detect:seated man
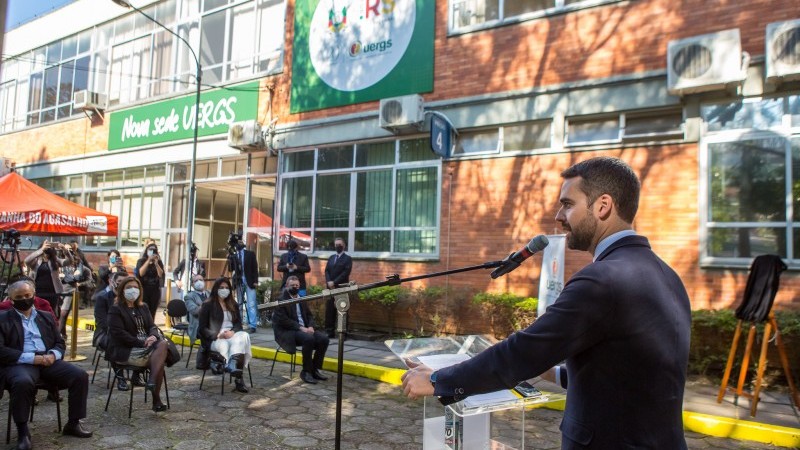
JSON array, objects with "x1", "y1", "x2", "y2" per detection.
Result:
[
  {"x1": 272, "y1": 275, "x2": 329, "y2": 384},
  {"x1": 93, "y1": 270, "x2": 128, "y2": 391},
  {"x1": 183, "y1": 275, "x2": 209, "y2": 347},
  {"x1": 0, "y1": 280, "x2": 92, "y2": 450}
]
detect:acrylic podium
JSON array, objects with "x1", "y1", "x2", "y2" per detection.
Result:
[{"x1": 386, "y1": 336, "x2": 549, "y2": 450}]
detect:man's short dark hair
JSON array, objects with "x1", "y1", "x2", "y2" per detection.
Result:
[{"x1": 560, "y1": 156, "x2": 640, "y2": 223}]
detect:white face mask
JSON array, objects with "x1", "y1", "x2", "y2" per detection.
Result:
[
  {"x1": 124, "y1": 287, "x2": 140, "y2": 301},
  {"x1": 217, "y1": 288, "x2": 230, "y2": 299},
  {"x1": 193, "y1": 281, "x2": 205, "y2": 291}
]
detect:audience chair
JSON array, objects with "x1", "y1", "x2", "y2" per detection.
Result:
[
  {"x1": 198, "y1": 351, "x2": 253, "y2": 395},
  {"x1": 104, "y1": 363, "x2": 169, "y2": 418},
  {"x1": 166, "y1": 300, "x2": 190, "y2": 360},
  {"x1": 5, "y1": 382, "x2": 63, "y2": 444},
  {"x1": 269, "y1": 344, "x2": 297, "y2": 379}
]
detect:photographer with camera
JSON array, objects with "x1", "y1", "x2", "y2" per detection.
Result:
[
  {"x1": 173, "y1": 242, "x2": 206, "y2": 292},
  {"x1": 226, "y1": 232, "x2": 259, "y2": 334},
  {"x1": 135, "y1": 242, "x2": 165, "y2": 320},
  {"x1": 277, "y1": 239, "x2": 310, "y2": 296},
  {"x1": 24, "y1": 240, "x2": 74, "y2": 316}
]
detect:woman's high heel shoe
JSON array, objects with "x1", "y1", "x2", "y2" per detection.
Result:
[{"x1": 152, "y1": 402, "x2": 167, "y2": 412}]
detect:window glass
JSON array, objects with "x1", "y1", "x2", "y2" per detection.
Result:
[
  {"x1": 318, "y1": 146, "x2": 354, "y2": 170},
  {"x1": 624, "y1": 111, "x2": 683, "y2": 138},
  {"x1": 196, "y1": 189, "x2": 213, "y2": 221},
  {"x1": 395, "y1": 230, "x2": 437, "y2": 254},
  {"x1": 58, "y1": 63, "x2": 74, "y2": 105},
  {"x1": 356, "y1": 170, "x2": 392, "y2": 227},
  {"x1": 228, "y1": 3, "x2": 256, "y2": 80},
  {"x1": 503, "y1": 120, "x2": 551, "y2": 151},
  {"x1": 452, "y1": 0, "x2": 499, "y2": 29},
  {"x1": 703, "y1": 99, "x2": 783, "y2": 132},
  {"x1": 355, "y1": 231, "x2": 391, "y2": 252},
  {"x1": 62, "y1": 35, "x2": 77, "y2": 60},
  {"x1": 399, "y1": 138, "x2": 435, "y2": 162},
  {"x1": 73, "y1": 56, "x2": 90, "y2": 99},
  {"x1": 314, "y1": 231, "x2": 341, "y2": 252},
  {"x1": 789, "y1": 95, "x2": 800, "y2": 128},
  {"x1": 43, "y1": 66, "x2": 59, "y2": 109},
  {"x1": 281, "y1": 177, "x2": 313, "y2": 228},
  {"x1": 200, "y1": 9, "x2": 226, "y2": 83},
  {"x1": 453, "y1": 129, "x2": 499, "y2": 155},
  {"x1": 356, "y1": 142, "x2": 395, "y2": 167},
  {"x1": 283, "y1": 151, "x2": 315, "y2": 172},
  {"x1": 504, "y1": 0, "x2": 554, "y2": 17},
  {"x1": 708, "y1": 138, "x2": 785, "y2": 223},
  {"x1": 257, "y1": 0, "x2": 285, "y2": 72},
  {"x1": 567, "y1": 117, "x2": 619, "y2": 144},
  {"x1": 315, "y1": 174, "x2": 350, "y2": 227},
  {"x1": 214, "y1": 191, "x2": 239, "y2": 223},
  {"x1": 708, "y1": 227, "x2": 785, "y2": 258},
  {"x1": 396, "y1": 167, "x2": 437, "y2": 227},
  {"x1": 46, "y1": 41, "x2": 62, "y2": 65}
]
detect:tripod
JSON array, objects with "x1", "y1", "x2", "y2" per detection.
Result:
[
  {"x1": 263, "y1": 258, "x2": 509, "y2": 450},
  {"x1": 224, "y1": 246, "x2": 248, "y2": 325},
  {"x1": 0, "y1": 238, "x2": 24, "y2": 299}
]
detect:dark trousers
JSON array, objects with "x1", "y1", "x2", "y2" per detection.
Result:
[
  {"x1": 142, "y1": 284, "x2": 161, "y2": 320},
  {"x1": 4, "y1": 360, "x2": 89, "y2": 424},
  {"x1": 324, "y1": 297, "x2": 336, "y2": 334},
  {"x1": 294, "y1": 331, "x2": 329, "y2": 372}
]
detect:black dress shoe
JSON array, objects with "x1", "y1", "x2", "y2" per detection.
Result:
[
  {"x1": 16, "y1": 433, "x2": 31, "y2": 450},
  {"x1": 117, "y1": 377, "x2": 129, "y2": 391},
  {"x1": 300, "y1": 371, "x2": 318, "y2": 384},
  {"x1": 62, "y1": 421, "x2": 93, "y2": 438},
  {"x1": 312, "y1": 370, "x2": 329, "y2": 381},
  {"x1": 234, "y1": 378, "x2": 249, "y2": 393}
]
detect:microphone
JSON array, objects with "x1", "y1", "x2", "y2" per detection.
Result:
[{"x1": 490, "y1": 235, "x2": 549, "y2": 279}]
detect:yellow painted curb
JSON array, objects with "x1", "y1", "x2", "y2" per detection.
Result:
[
  {"x1": 683, "y1": 411, "x2": 800, "y2": 448},
  {"x1": 71, "y1": 319, "x2": 800, "y2": 448}
]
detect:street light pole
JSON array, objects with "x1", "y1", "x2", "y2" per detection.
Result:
[{"x1": 111, "y1": 0, "x2": 200, "y2": 296}]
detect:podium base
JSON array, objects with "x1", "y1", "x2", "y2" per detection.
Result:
[{"x1": 63, "y1": 355, "x2": 88, "y2": 362}]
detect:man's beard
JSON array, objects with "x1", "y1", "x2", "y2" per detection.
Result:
[{"x1": 566, "y1": 213, "x2": 597, "y2": 251}]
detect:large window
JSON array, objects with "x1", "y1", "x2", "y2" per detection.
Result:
[
  {"x1": 279, "y1": 138, "x2": 441, "y2": 257},
  {"x1": 449, "y1": 0, "x2": 621, "y2": 34},
  {"x1": 0, "y1": 0, "x2": 286, "y2": 130},
  {"x1": 701, "y1": 96, "x2": 800, "y2": 266}
]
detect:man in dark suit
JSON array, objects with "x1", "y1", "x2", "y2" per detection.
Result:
[
  {"x1": 402, "y1": 157, "x2": 691, "y2": 449},
  {"x1": 228, "y1": 240, "x2": 259, "y2": 333},
  {"x1": 272, "y1": 276, "x2": 329, "y2": 384},
  {"x1": 323, "y1": 237, "x2": 352, "y2": 337},
  {"x1": 0, "y1": 280, "x2": 93, "y2": 449},
  {"x1": 276, "y1": 239, "x2": 311, "y2": 295}
]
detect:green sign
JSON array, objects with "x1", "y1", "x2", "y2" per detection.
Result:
[
  {"x1": 290, "y1": 0, "x2": 434, "y2": 113},
  {"x1": 108, "y1": 81, "x2": 260, "y2": 150}
]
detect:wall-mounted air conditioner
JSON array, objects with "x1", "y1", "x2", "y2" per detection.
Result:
[
  {"x1": 73, "y1": 90, "x2": 107, "y2": 111},
  {"x1": 766, "y1": 19, "x2": 800, "y2": 82},
  {"x1": 379, "y1": 95, "x2": 424, "y2": 131},
  {"x1": 227, "y1": 120, "x2": 264, "y2": 150},
  {"x1": 667, "y1": 29, "x2": 749, "y2": 95}
]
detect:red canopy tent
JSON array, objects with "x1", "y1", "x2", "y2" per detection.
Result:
[{"x1": 0, "y1": 172, "x2": 118, "y2": 236}]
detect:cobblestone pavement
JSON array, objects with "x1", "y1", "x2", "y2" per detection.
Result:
[{"x1": 0, "y1": 331, "x2": 783, "y2": 449}]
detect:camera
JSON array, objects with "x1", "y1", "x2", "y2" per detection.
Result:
[
  {"x1": 227, "y1": 231, "x2": 243, "y2": 254},
  {"x1": 1, "y1": 229, "x2": 21, "y2": 247}
]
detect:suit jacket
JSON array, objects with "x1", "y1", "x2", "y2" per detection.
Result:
[
  {"x1": 324, "y1": 252, "x2": 352, "y2": 286},
  {"x1": 0, "y1": 308, "x2": 66, "y2": 393},
  {"x1": 198, "y1": 300, "x2": 243, "y2": 350},
  {"x1": 277, "y1": 251, "x2": 311, "y2": 289},
  {"x1": 106, "y1": 303, "x2": 159, "y2": 363},
  {"x1": 92, "y1": 288, "x2": 116, "y2": 347},
  {"x1": 435, "y1": 235, "x2": 691, "y2": 449},
  {"x1": 272, "y1": 290, "x2": 318, "y2": 353},
  {"x1": 184, "y1": 290, "x2": 208, "y2": 341},
  {"x1": 228, "y1": 249, "x2": 259, "y2": 288}
]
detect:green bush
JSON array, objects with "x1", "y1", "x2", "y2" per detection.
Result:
[
  {"x1": 359, "y1": 285, "x2": 407, "y2": 306},
  {"x1": 472, "y1": 292, "x2": 538, "y2": 338}
]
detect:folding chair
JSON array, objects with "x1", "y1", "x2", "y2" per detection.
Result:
[
  {"x1": 166, "y1": 300, "x2": 189, "y2": 361},
  {"x1": 198, "y1": 351, "x2": 253, "y2": 395},
  {"x1": 104, "y1": 363, "x2": 170, "y2": 418},
  {"x1": 269, "y1": 344, "x2": 297, "y2": 379}
]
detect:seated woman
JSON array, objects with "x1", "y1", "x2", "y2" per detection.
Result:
[
  {"x1": 106, "y1": 276, "x2": 170, "y2": 412},
  {"x1": 198, "y1": 278, "x2": 251, "y2": 393}
]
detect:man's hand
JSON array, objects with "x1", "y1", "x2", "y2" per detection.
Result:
[
  {"x1": 299, "y1": 326, "x2": 314, "y2": 334},
  {"x1": 326, "y1": 281, "x2": 335, "y2": 289},
  {"x1": 35, "y1": 354, "x2": 56, "y2": 366},
  {"x1": 144, "y1": 335, "x2": 158, "y2": 347},
  {"x1": 401, "y1": 360, "x2": 435, "y2": 400}
]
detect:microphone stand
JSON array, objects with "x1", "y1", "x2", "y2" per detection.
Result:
[{"x1": 262, "y1": 259, "x2": 506, "y2": 450}]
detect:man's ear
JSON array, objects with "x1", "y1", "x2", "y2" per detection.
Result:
[{"x1": 594, "y1": 194, "x2": 614, "y2": 220}]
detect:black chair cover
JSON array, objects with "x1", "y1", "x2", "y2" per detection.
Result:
[{"x1": 735, "y1": 254, "x2": 787, "y2": 323}]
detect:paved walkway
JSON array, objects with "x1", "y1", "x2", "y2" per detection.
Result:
[{"x1": 29, "y1": 308, "x2": 797, "y2": 450}]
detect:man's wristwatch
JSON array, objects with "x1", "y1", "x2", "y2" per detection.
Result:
[{"x1": 429, "y1": 370, "x2": 438, "y2": 388}]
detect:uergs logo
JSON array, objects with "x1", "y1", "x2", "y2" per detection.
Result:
[
  {"x1": 86, "y1": 216, "x2": 108, "y2": 234},
  {"x1": 309, "y1": 0, "x2": 416, "y2": 92}
]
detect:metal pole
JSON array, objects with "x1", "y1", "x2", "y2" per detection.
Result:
[
  {"x1": 64, "y1": 290, "x2": 87, "y2": 361},
  {"x1": 111, "y1": 0, "x2": 200, "y2": 307}
]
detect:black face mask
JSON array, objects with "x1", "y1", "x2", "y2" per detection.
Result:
[
  {"x1": 288, "y1": 287, "x2": 299, "y2": 296},
  {"x1": 335, "y1": 245, "x2": 344, "y2": 253},
  {"x1": 12, "y1": 298, "x2": 35, "y2": 312}
]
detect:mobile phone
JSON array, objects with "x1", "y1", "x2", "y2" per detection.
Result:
[{"x1": 513, "y1": 381, "x2": 542, "y2": 398}]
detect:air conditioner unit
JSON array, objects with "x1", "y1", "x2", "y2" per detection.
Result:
[
  {"x1": 766, "y1": 19, "x2": 800, "y2": 82},
  {"x1": 72, "y1": 90, "x2": 107, "y2": 111},
  {"x1": 667, "y1": 29, "x2": 749, "y2": 95},
  {"x1": 227, "y1": 120, "x2": 264, "y2": 150},
  {"x1": 379, "y1": 95, "x2": 424, "y2": 131}
]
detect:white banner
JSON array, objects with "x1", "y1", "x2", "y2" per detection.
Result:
[{"x1": 537, "y1": 235, "x2": 566, "y2": 317}]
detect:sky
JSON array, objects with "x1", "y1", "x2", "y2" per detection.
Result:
[{"x1": 6, "y1": 0, "x2": 77, "y2": 31}]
